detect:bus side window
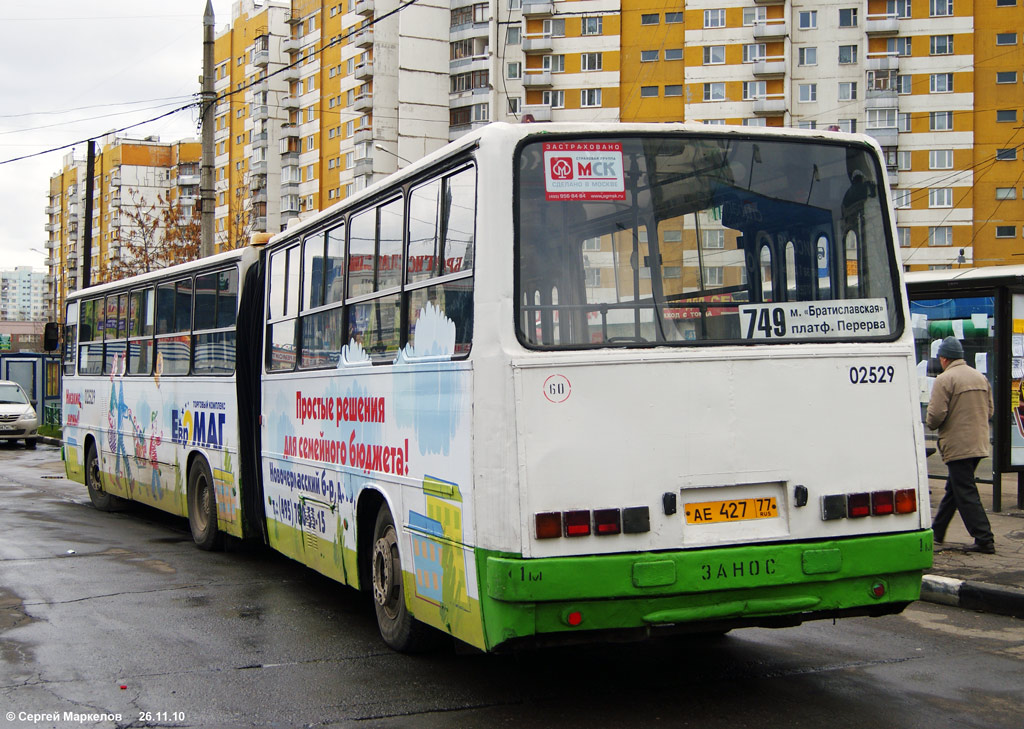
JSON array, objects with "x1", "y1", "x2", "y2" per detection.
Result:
[
  {"x1": 759, "y1": 244, "x2": 773, "y2": 303},
  {"x1": 103, "y1": 295, "x2": 126, "y2": 375},
  {"x1": 155, "y1": 279, "x2": 191, "y2": 376},
  {"x1": 194, "y1": 269, "x2": 237, "y2": 375},
  {"x1": 78, "y1": 297, "x2": 103, "y2": 376},
  {"x1": 63, "y1": 302, "x2": 78, "y2": 376},
  {"x1": 127, "y1": 288, "x2": 154, "y2": 376},
  {"x1": 267, "y1": 246, "x2": 299, "y2": 372}
]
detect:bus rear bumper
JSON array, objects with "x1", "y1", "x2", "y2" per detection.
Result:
[{"x1": 478, "y1": 530, "x2": 932, "y2": 650}]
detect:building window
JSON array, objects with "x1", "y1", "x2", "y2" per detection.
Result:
[
  {"x1": 997, "y1": 0, "x2": 1018, "y2": 6},
  {"x1": 839, "y1": 119, "x2": 857, "y2": 133},
  {"x1": 798, "y1": 120, "x2": 817, "y2": 130},
  {"x1": 930, "y1": 73, "x2": 953, "y2": 93},
  {"x1": 997, "y1": 148, "x2": 1018, "y2": 160},
  {"x1": 665, "y1": 48, "x2": 682, "y2": 61},
  {"x1": 930, "y1": 35, "x2": 954, "y2": 55},
  {"x1": 641, "y1": 50, "x2": 659, "y2": 62},
  {"x1": 798, "y1": 10, "x2": 817, "y2": 29},
  {"x1": 643, "y1": 13, "x2": 661, "y2": 25},
  {"x1": 508, "y1": 97, "x2": 521, "y2": 114},
  {"x1": 704, "y1": 46, "x2": 725, "y2": 65},
  {"x1": 581, "y1": 17, "x2": 603, "y2": 35},
  {"x1": 839, "y1": 82, "x2": 857, "y2": 100},
  {"x1": 839, "y1": 8, "x2": 858, "y2": 27},
  {"x1": 542, "y1": 18, "x2": 565, "y2": 36},
  {"x1": 929, "y1": 188, "x2": 953, "y2": 208},
  {"x1": 930, "y1": 149, "x2": 954, "y2": 169},
  {"x1": 798, "y1": 47, "x2": 817, "y2": 66},
  {"x1": 892, "y1": 189, "x2": 912, "y2": 208},
  {"x1": 996, "y1": 187, "x2": 1017, "y2": 200},
  {"x1": 997, "y1": 109, "x2": 1018, "y2": 123},
  {"x1": 743, "y1": 6, "x2": 766, "y2": 25},
  {"x1": 897, "y1": 151, "x2": 912, "y2": 170},
  {"x1": 839, "y1": 45, "x2": 858, "y2": 64},
  {"x1": 930, "y1": 0, "x2": 953, "y2": 16},
  {"x1": 704, "y1": 230, "x2": 725, "y2": 249},
  {"x1": 665, "y1": 85, "x2": 682, "y2": 97},
  {"x1": 581, "y1": 89, "x2": 602, "y2": 107},
  {"x1": 703, "y1": 9, "x2": 725, "y2": 28},
  {"x1": 996, "y1": 226, "x2": 1017, "y2": 238},
  {"x1": 642, "y1": 86, "x2": 660, "y2": 98},
  {"x1": 898, "y1": 227, "x2": 911, "y2": 248},
  {"x1": 507, "y1": 62, "x2": 521, "y2": 79},
  {"x1": 890, "y1": 37, "x2": 912, "y2": 56},
  {"x1": 799, "y1": 84, "x2": 817, "y2": 102},
  {"x1": 743, "y1": 117, "x2": 767, "y2": 127},
  {"x1": 897, "y1": 75, "x2": 912, "y2": 94},
  {"x1": 898, "y1": 113, "x2": 911, "y2": 132},
  {"x1": 928, "y1": 226, "x2": 953, "y2": 246},
  {"x1": 929, "y1": 111, "x2": 953, "y2": 131},
  {"x1": 542, "y1": 90, "x2": 564, "y2": 108},
  {"x1": 996, "y1": 33, "x2": 1017, "y2": 45},
  {"x1": 507, "y1": 26, "x2": 521, "y2": 44},
  {"x1": 542, "y1": 55, "x2": 565, "y2": 72},
  {"x1": 703, "y1": 83, "x2": 725, "y2": 101},
  {"x1": 996, "y1": 71, "x2": 1018, "y2": 84},
  {"x1": 581, "y1": 52, "x2": 603, "y2": 71},
  {"x1": 665, "y1": 12, "x2": 682, "y2": 23},
  {"x1": 743, "y1": 81, "x2": 766, "y2": 100},
  {"x1": 743, "y1": 44, "x2": 766, "y2": 63}
]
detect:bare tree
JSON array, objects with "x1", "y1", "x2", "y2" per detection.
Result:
[
  {"x1": 103, "y1": 188, "x2": 200, "y2": 281},
  {"x1": 217, "y1": 169, "x2": 259, "y2": 252}
]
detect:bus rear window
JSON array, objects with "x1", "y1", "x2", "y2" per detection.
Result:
[{"x1": 515, "y1": 135, "x2": 900, "y2": 348}]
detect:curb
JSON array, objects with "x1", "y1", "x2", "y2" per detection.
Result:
[{"x1": 921, "y1": 574, "x2": 1024, "y2": 619}]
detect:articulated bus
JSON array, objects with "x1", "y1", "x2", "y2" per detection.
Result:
[{"x1": 61, "y1": 122, "x2": 932, "y2": 652}]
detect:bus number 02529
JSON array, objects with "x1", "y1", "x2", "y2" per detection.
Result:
[
  {"x1": 849, "y1": 365, "x2": 895, "y2": 384},
  {"x1": 743, "y1": 307, "x2": 786, "y2": 338}
]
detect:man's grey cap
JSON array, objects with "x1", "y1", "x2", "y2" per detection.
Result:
[{"x1": 938, "y1": 336, "x2": 964, "y2": 360}]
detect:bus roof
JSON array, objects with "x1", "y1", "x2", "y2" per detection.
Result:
[
  {"x1": 265, "y1": 121, "x2": 883, "y2": 248},
  {"x1": 65, "y1": 246, "x2": 257, "y2": 301},
  {"x1": 905, "y1": 265, "x2": 1024, "y2": 287}
]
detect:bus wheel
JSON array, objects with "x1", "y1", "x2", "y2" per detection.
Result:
[
  {"x1": 371, "y1": 506, "x2": 436, "y2": 652},
  {"x1": 85, "y1": 443, "x2": 122, "y2": 511},
  {"x1": 187, "y1": 458, "x2": 222, "y2": 551}
]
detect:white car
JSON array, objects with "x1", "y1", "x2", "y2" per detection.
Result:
[{"x1": 0, "y1": 381, "x2": 37, "y2": 449}]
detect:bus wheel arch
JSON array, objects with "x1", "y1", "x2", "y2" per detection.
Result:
[
  {"x1": 369, "y1": 502, "x2": 439, "y2": 652},
  {"x1": 186, "y1": 453, "x2": 222, "y2": 551},
  {"x1": 85, "y1": 435, "x2": 123, "y2": 511}
]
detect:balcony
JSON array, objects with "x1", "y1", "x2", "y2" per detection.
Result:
[
  {"x1": 177, "y1": 173, "x2": 200, "y2": 186},
  {"x1": 866, "y1": 53, "x2": 899, "y2": 72},
  {"x1": 522, "y1": 35, "x2": 553, "y2": 53},
  {"x1": 253, "y1": 49, "x2": 269, "y2": 67},
  {"x1": 866, "y1": 128, "x2": 899, "y2": 147},
  {"x1": 522, "y1": 71, "x2": 552, "y2": 88},
  {"x1": 282, "y1": 65, "x2": 299, "y2": 83},
  {"x1": 353, "y1": 127, "x2": 373, "y2": 146},
  {"x1": 521, "y1": 104, "x2": 552, "y2": 122},
  {"x1": 45, "y1": 239, "x2": 56, "y2": 250},
  {"x1": 281, "y1": 123, "x2": 299, "y2": 140},
  {"x1": 866, "y1": 13, "x2": 899, "y2": 36},
  {"x1": 355, "y1": 0, "x2": 374, "y2": 16},
  {"x1": 110, "y1": 197, "x2": 120, "y2": 208},
  {"x1": 522, "y1": 0, "x2": 554, "y2": 15},
  {"x1": 282, "y1": 37, "x2": 300, "y2": 54},
  {"x1": 44, "y1": 222, "x2": 56, "y2": 233},
  {"x1": 752, "y1": 19, "x2": 787, "y2": 40},
  {"x1": 282, "y1": 95, "x2": 300, "y2": 110},
  {"x1": 355, "y1": 61, "x2": 374, "y2": 81},
  {"x1": 753, "y1": 94, "x2": 786, "y2": 115},
  {"x1": 865, "y1": 89, "x2": 898, "y2": 109},
  {"x1": 752, "y1": 57, "x2": 786, "y2": 77},
  {"x1": 354, "y1": 157, "x2": 374, "y2": 178},
  {"x1": 45, "y1": 206, "x2": 56, "y2": 215},
  {"x1": 353, "y1": 92, "x2": 373, "y2": 113},
  {"x1": 352, "y1": 27, "x2": 374, "y2": 49}
]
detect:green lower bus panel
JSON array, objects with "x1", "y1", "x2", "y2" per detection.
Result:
[{"x1": 477, "y1": 531, "x2": 932, "y2": 651}]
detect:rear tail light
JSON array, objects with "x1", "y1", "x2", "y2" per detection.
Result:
[
  {"x1": 534, "y1": 506, "x2": 651, "y2": 539},
  {"x1": 847, "y1": 493, "x2": 871, "y2": 518},
  {"x1": 822, "y1": 489, "x2": 919, "y2": 521},
  {"x1": 871, "y1": 491, "x2": 895, "y2": 516},
  {"x1": 594, "y1": 508, "x2": 621, "y2": 535},
  {"x1": 894, "y1": 489, "x2": 917, "y2": 514},
  {"x1": 564, "y1": 510, "x2": 591, "y2": 537}
]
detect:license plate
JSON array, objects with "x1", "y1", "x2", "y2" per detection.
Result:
[
  {"x1": 685, "y1": 497, "x2": 778, "y2": 524},
  {"x1": 0, "y1": 425, "x2": 15, "y2": 431}
]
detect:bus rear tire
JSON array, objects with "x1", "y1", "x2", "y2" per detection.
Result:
[
  {"x1": 85, "y1": 443, "x2": 123, "y2": 511},
  {"x1": 187, "y1": 458, "x2": 222, "y2": 551},
  {"x1": 371, "y1": 506, "x2": 437, "y2": 652}
]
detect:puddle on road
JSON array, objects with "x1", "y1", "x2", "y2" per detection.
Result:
[
  {"x1": 97, "y1": 547, "x2": 177, "y2": 574},
  {"x1": 0, "y1": 587, "x2": 37, "y2": 666}
]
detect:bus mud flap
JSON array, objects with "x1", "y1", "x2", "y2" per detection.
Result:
[{"x1": 642, "y1": 596, "x2": 821, "y2": 625}]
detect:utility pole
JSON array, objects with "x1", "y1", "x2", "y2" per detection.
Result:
[
  {"x1": 200, "y1": 0, "x2": 215, "y2": 258},
  {"x1": 82, "y1": 140, "x2": 95, "y2": 289}
]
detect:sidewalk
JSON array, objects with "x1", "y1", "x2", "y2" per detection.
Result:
[{"x1": 920, "y1": 467, "x2": 1024, "y2": 619}]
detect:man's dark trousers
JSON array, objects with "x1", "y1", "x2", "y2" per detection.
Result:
[{"x1": 932, "y1": 457, "x2": 994, "y2": 545}]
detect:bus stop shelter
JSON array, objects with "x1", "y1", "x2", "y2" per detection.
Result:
[{"x1": 906, "y1": 266, "x2": 1024, "y2": 512}]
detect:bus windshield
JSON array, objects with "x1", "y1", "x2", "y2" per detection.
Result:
[{"x1": 516, "y1": 134, "x2": 900, "y2": 348}]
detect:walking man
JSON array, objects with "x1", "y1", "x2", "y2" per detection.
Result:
[{"x1": 926, "y1": 336, "x2": 996, "y2": 554}]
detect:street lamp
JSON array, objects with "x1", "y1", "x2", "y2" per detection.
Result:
[{"x1": 374, "y1": 143, "x2": 413, "y2": 166}]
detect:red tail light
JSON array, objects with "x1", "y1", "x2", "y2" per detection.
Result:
[
  {"x1": 535, "y1": 512, "x2": 562, "y2": 539},
  {"x1": 594, "y1": 508, "x2": 621, "y2": 535},
  {"x1": 894, "y1": 489, "x2": 917, "y2": 514},
  {"x1": 871, "y1": 490, "x2": 895, "y2": 516},
  {"x1": 847, "y1": 493, "x2": 871, "y2": 518},
  {"x1": 564, "y1": 510, "x2": 591, "y2": 537}
]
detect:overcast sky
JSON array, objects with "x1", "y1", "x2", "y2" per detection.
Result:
[{"x1": 0, "y1": 0, "x2": 235, "y2": 271}]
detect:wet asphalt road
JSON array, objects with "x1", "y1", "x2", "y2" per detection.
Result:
[{"x1": 1, "y1": 443, "x2": 1023, "y2": 729}]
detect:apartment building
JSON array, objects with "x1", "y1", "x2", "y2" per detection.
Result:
[
  {"x1": 45, "y1": 136, "x2": 201, "y2": 318},
  {"x1": 44, "y1": 0, "x2": 1024, "y2": 305},
  {"x1": 0, "y1": 267, "x2": 48, "y2": 323}
]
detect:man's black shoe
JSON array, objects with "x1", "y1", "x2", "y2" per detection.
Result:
[{"x1": 963, "y1": 542, "x2": 995, "y2": 554}]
